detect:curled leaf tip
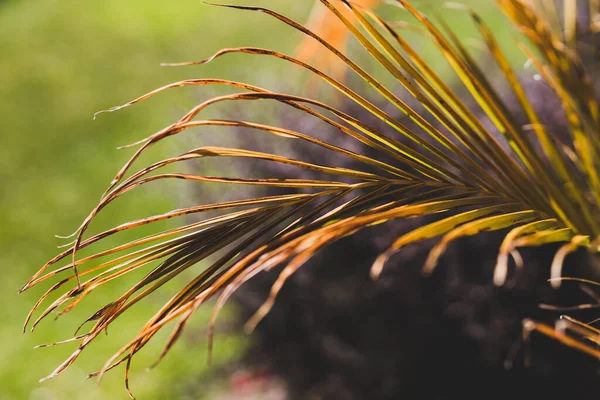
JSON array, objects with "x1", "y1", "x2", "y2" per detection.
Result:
[
  {"x1": 159, "y1": 62, "x2": 188, "y2": 67},
  {"x1": 93, "y1": 109, "x2": 114, "y2": 119},
  {"x1": 370, "y1": 254, "x2": 388, "y2": 279},
  {"x1": 116, "y1": 140, "x2": 144, "y2": 150},
  {"x1": 57, "y1": 240, "x2": 76, "y2": 249},
  {"x1": 54, "y1": 227, "x2": 81, "y2": 239},
  {"x1": 93, "y1": 103, "x2": 131, "y2": 119}
]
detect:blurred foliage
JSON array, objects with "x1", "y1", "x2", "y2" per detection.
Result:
[{"x1": 1, "y1": 0, "x2": 521, "y2": 399}]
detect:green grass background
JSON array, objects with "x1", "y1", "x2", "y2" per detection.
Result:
[{"x1": 0, "y1": 1, "x2": 523, "y2": 398}]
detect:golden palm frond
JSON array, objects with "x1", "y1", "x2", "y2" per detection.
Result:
[{"x1": 23, "y1": 0, "x2": 600, "y2": 396}]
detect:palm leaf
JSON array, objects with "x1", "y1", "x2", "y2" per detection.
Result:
[{"x1": 23, "y1": 0, "x2": 600, "y2": 395}]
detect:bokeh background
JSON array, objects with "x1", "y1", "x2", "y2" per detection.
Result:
[{"x1": 1, "y1": 1, "x2": 524, "y2": 399}]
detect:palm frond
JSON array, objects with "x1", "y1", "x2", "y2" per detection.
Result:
[{"x1": 24, "y1": 0, "x2": 600, "y2": 395}]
